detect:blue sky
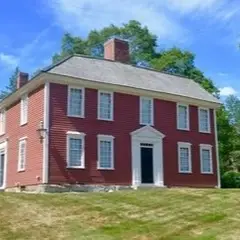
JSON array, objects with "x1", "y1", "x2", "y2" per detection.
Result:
[{"x1": 0, "y1": 0, "x2": 240, "y2": 98}]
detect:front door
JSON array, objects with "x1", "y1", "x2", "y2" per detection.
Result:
[
  {"x1": 141, "y1": 145, "x2": 154, "y2": 184},
  {"x1": 0, "y1": 153, "x2": 5, "y2": 188}
]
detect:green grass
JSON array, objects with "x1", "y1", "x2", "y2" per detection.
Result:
[{"x1": 0, "y1": 188, "x2": 240, "y2": 239}]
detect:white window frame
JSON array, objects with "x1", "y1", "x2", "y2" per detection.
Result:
[
  {"x1": 178, "y1": 142, "x2": 192, "y2": 174},
  {"x1": 140, "y1": 97, "x2": 154, "y2": 126},
  {"x1": 18, "y1": 137, "x2": 27, "y2": 172},
  {"x1": 177, "y1": 103, "x2": 189, "y2": 131},
  {"x1": 0, "y1": 110, "x2": 6, "y2": 135},
  {"x1": 97, "y1": 134, "x2": 115, "y2": 170},
  {"x1": 98, "y1": 90, "x2": 114, "y2": 121},
  {"x1": 20, "y1": 94, "x2": 28, "y2": 125},
  {"x1": 198, "y1": 107, "x2": 211, "y2": 133},
  {"x1": 200, "y1": 144, "x2": 213, "y2": 174},
  {"x1": 66, "y1": 131, "x2": 85, "y2": 169},
  {"x1": 67, "y1": 86, "x2": 85, "y2": 118}
]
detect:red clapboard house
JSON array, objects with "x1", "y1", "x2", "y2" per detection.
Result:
[{"x1": 0, "y1": 38, "x2": 221, "y2": 192}]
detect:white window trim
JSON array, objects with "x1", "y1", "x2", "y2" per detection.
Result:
[
  {"x1": 67, "y1": 86, "x2": 85, "y2": 118},
  {"x1": 200, "y1": 144, "x2": 213, "y2": 174},
  {"x1": 177, "y1": 103, "x2": 190, "y2": 131},
  {"x1": 97, "y1": 134, "x2": 115, "y2": 170},
  {"x1": 97, "y1": 90, "x2": 114, "y2": 121},
  {"x1": 20, "y1": 94, "x2": 28, "y2": 126},
  {"x1": 66, "y1": 132, "x2": 86, "y2": 169},
  {"x1": 18, "y1": 138, "x2": 27, "y2": 172},
  {"x1": 0, "y1": 109, "x2": 6, "y2": 136},
  {"x1": 178, "y1": 142, "x2": 192, "y2": 174},
  {"x1": 198, "y1": 107, "x2": 211, "y2": 133},
  {"x1": 140, "y1": 96, "x2": 154, "y2": 126}
]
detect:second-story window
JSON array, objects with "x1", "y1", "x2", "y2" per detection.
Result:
[
  {"x1": 177, "y1": 104, "x2": 189, "y2": 130},
  {"x1": 0, "y1": 110, "x2": 6, "y2": 135},
  {"x1": 98, "y1": 91, "x2": 113, "y2": 121},
  {"x1": 140, "y1": 97, "x2": 153, "y2": 125},
  {"x1": 20, "y1": 94, "x2": 28, "y2": 125},
  {"x1": 68, "y1": 87, "x2": 85, "y2": 118},
  {"x1": 199, "y1": 108, "x2": 210, "y2": 133}
]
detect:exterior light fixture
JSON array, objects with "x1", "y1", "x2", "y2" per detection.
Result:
[{"x1": 36, "y1": 121, "x2": 47, "y2": 143}]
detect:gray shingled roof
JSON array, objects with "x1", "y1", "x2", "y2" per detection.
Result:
[{"x1": 48, "y1": 55, "x2": 220, "y2": 104}]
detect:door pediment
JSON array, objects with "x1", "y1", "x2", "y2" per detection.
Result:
[{"x1": 130, "y1": 126, "x2": 165, "y2": 139}]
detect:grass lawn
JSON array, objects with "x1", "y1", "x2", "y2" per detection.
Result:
[{"x1": 0, "y1": 188, "x2": 240, "y2": 240}]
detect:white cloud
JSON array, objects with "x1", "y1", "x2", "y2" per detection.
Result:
[
  {"x1": 0, "y1": 53, "x2": 19, "y2": 67},
  {"x1": 46, "y1": 0, "x2": 240, "y2": 45},
  {"x1": 219, "y1": 86, "x2": 237, "y2": 96}
]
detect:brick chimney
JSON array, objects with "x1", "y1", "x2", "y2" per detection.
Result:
[
  {"x1": 104, "y1": 38, "x2": 130, "y2": 63},
  {"x1": 17, "y1": 72, "x2": 29, "y2": 89}
]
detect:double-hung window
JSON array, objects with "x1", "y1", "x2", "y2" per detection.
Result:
[
  {"x1": 178, "y1": 142, "x2": 192, "y2": 173},
  {"x1": 67, "y1": 132, "x2": 85, "y2": 168},
  {"x1": 140, "y1": 97, "x2": 154, "y2": 125},
  {"x1": 177, "y1": 104, "x2": 189, "y2": 130},
  {"x1": 200, "y1": 144, "x2": 213, "y2": 174},
  {"x1": 199, "y1": 108, "x2": 210, "y2": 133},
  {"x1": 98, "y1": 135, "x2": 114, "y2": 170},
  {"x1": 0, "y1": 110, "x2": 6, "y2": 135},
  {"x1": 20, "y1": 95, "x2": 28, "y2": 125},
  {"x1": 18, "y1": 138, "x2": 27, "y2": 171},
  {"x1": 98, "y1": 91, "x2": 113, "y2": 120},
  {"x1": 68, "y1": 87, "x2": 85, "y2": 118}
]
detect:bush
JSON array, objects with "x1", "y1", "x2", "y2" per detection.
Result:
[{"x1": 221, "y1": 171, "x2": 240, "y2": 188}]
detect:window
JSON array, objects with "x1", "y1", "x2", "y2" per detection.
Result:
[
  {"x1": 140, "y1": 97, "x2": 154, "y2": 125},
  {"x1": 18, "y1": 138, "x2": 27, "y2": 171},
  {"x1": 68, "y1": 87, "x2": 85, "y2": 117},
  {"x1": 200, "y1": 144, "x2": 213, "y2": 174},
  {"x1": 67, "y1": 132, "x2": 85, "y2": 168},
  {"x1": 0, "y1": 110, "x2": 6, "y2": 135},
  {"x1": 98, "y1": 91, "x2": 113, "y2": 120},
  {"x1": 199, "y1": 108, "x2": 210, "y2": 133},
  {"x1": 177, "y1": 104, "x2": 189, "y2": 130},
  {"x1": 20, "y1": 95, "x2": 28, "y2": 125},
  {"x1": 178, "y1": 142, "x2": 192, "y2": 173},
  {"x1": 98, "y1": 135, "x2": 114, "y2": 169}
]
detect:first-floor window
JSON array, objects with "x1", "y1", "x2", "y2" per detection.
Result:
[
  {"x1": 67, "y1": 132, "x2": 85, "y2": 168},
  {"x1": 18, "y1": 138, "x2": 27, "y2": 171},
  {"x1": 200, "y1": 144, "x2": 213, "y2": 174},
  {"x1": 98, "y1": 135, "x2": 114, "y2": 169},
  {"x1": 178, "y1": 142, "x2": 192, "y2": 173}
]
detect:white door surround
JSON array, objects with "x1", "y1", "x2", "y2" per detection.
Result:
[
  {"x1": 130, "y1": 126, "x2": 165, "y2": 187},
  {"x1": 0, "y1": 140, "x2": 7, "y2": 190}
]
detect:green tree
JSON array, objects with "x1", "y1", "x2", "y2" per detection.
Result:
[
  {"x1": 225, "y1": 95, "x2": 240, "y2": 132},
  {"x1": 151, "y1": 48, "x2": 219, "y2": 96},
  {"x1": 52, "y1": 20, "x2": 157, "y2": 64},
  {"x1": 0, "y1": 67, "x2": 19, "y2": 100}
]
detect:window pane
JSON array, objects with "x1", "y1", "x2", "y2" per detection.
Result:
[
  {"x1": 141, "y1": 98, "x2": 152, "y2": 124},
  {"x1": 99, "y1": 140, "x2": 112, "y2": 168},
  {"x1": 18, "y1": 140, "x2": 26, "y2": 170},
  {"x1": 179, "y1": 147, "x2": 190, "y2": 172},
  {"x1": 69, "y1": 88, "x2": 82, "y2": 116},
  {"x1": 69, "y1": 138, "x2": 82, "y2": 167},
  {"x1": 99, "y1": 92, "x2": 112, "y2": 120},
  {"x1": 178, "y1": 105, "x2": 188, "y2": 129},
  {"x1": 202, "y1": 149, "x2": 211, "y2": 173},
  {"x1": 200, "y1": 109, "x2": 209, "y2": 132}
]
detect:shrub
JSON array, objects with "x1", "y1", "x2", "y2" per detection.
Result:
[{"x1": 221, "y1": 171, "x2": 240, "y2": 188}]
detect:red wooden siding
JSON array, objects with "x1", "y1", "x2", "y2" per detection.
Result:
[
  {"x1": 49, "y1": 83, "x2": 217, "y2": 187},
  {"x1": 5, "y1": 86, "x2": 44, "y2": 188}
]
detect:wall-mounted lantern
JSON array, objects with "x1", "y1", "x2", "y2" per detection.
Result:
[{"x1": 36, "y1": 121, "x2": 47, "y2": 143}]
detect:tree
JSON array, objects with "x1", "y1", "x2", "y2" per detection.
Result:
[
  {"x1": 151, "y1": 48, "x2": 219, "y2": 96},
  {"x1": 52, "y1": 20, "x2": 158, "y2": 64},
  {"x1": 0, "y1": 67, "x2": 19, "y2": 100},
  {"x1": 225, "y1": 95, "x2": 240, "y2": 132}
]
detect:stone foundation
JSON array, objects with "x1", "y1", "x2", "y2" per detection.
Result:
[{"x1": 4, "y1": 184, "x2": 134, "y2": 193}]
